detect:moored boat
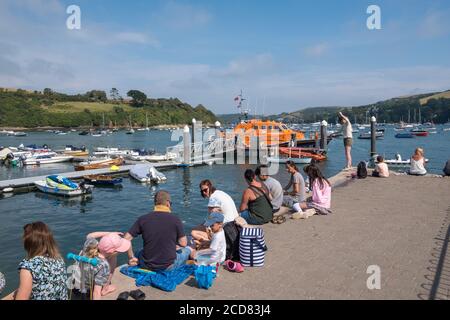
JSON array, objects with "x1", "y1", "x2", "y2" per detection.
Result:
[
  {"x1": 83, "y1": 175, "x2": 122, "y2": 186},
  {"x1": 358, "y1": 131, "x2": 384, "y2": 139},
  {"x1": 395, "y1": 132, "x2": 414, "y2": 138},
  {"x1": 22, "y1": 153, "x2": 74, "y2": 165},
  {"x1": 278, "y1": 147, "x2": 327, "y2": 162},
  {"x1": 231, "y1": 119, "x2": 306, "y2": 148},
  {"x1": 129, "y1": 164, "x2": 167, "y2": 183},
  {"x1": 74, "y1": 157, "x2": 124, "y2": 171},
  {"x1": 266, "y1": 156, "x2": 312, "y2": 164},
  {"x1": 410, "y1": 129, "x2": 429, "y2": 137},
  {"x1": 34, "y1": 175, "x2": 93, "y2": 197}
]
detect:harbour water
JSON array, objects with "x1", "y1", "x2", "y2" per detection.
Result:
[{"x1": 1, "y1": 126, "x2": 449, "y2": 296}]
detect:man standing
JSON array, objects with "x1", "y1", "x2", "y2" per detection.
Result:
[
  {"x1": 255, "y1": 165, "x2": 283, "y2": 213},
  {"x1": 338, "y1": 112, "x2": 353, "y2": 170},
  {"x1": 125, "y1": 190, "x2": 194, "y2": 271}
]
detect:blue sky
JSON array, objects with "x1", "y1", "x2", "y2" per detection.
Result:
[{"x1": 1, "y1": 0, "x2": 450, "y2": 114}]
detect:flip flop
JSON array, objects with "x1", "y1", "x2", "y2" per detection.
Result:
[
  {"x1": 276, "y1": 215, "x2": 286, "y2": 224},
  {"x1": 129, "y1": 289, "x2": 146, "y2": 300},
  {"x1": 117, "y1": 291, "x2": 129, "y2": 300}
]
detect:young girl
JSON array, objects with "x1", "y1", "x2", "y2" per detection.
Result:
[
  {"x1": 294, "y1": 164, "x2": 332, "y2": 217},
  {"x1": 82, "y1": 232, "x2": 131, "y2": 299},
  {"x1": 13, "y1": 222, "x2": 67, "y2": 300},
  {"x1": 373, "y1": 155, "x2": 389, "y2": 177}
]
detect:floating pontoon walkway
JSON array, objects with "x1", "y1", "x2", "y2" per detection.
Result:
[{"x1": 0, "y1": 159, "x2": 216, "y2": 192}]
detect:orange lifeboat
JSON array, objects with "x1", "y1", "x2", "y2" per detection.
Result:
[
  {"x1": 232, "y1": 119, "x2": 305, "y2": 148},
  {"x1": 279, "y1": 147, "x2": 327, "y2": 162}
]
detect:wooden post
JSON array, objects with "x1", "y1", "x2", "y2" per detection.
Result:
[
  {"x1": 370, "y1": 116, "x2": 377, "y2": 157},
  {"x1": 320, "y1": 120, "x2": 327, "y2": 150},
  {"x1": 183, "y1": 125, "x2": 191, "y2": 165}
]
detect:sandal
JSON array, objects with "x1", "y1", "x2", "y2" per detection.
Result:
[
  {"x1": 129, "y1": 289, "x2": 146, "y2": 300},
  {"x1": 276, "y1": 215, "x2": 286, "y2": 224},
  {"x1": 117, "y1": 291, "x2": 130, "y2": 300}
]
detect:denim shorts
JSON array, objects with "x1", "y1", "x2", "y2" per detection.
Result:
[
  {"x1": 240, "y1": 210, "x2": 263, "y2": 225},
  {"x1": 136, "y1": 247, "x2": 192, "y2": 271}
]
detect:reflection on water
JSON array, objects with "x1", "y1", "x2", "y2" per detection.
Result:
[
  {"x1": 34, "y1": 192, "x2": 93, "y2": 211},
  {"x1": 182, "y1": 168, "x2": 191, "y2": 207}
]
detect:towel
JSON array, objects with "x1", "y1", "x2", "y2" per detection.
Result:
[{"x1": 120, "y1": 265, "x2": 197, "y2": 292}]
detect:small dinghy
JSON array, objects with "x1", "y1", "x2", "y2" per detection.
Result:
[
  {"x1": 74, "y1": 157, "x2": 124, "y2": 171},
  {"x1": 395, "y1": 132, "x2": 414, "y2": 138},
  {"x1": 266, "y1": 156, "x2": 312, "y2": 164},
  {"x1": 83, "y1": 174, "x2": 123, "y2": 186},
  {"x1": 384, "y1": 154, "x2": 429, "y2": 167},
  {"x1": 34, "y1": 175, "x2": 93, "y2": 197},
  {"x1": 129, "y1": 164, "x2": 167, "y2": 183},
  {"x1": 358, "y1": 131, "x2": 384, "y2": 139}
]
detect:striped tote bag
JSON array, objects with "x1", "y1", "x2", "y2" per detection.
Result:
[{"x1": 239, "y1": 227, "x2": 268, "y2": 267}]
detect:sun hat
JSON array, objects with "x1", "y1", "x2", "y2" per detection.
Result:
[
  {"x1": 98, "y1": 233, "x2": 131, "y2": 254},
  {"x1": 203, "y1": 212, "x2": 224, "y2": 227},
  {"x1": 207, "y1": 197, "x2": 221, "y2": 208}
]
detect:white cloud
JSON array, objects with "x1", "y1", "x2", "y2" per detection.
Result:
[
  {"x1": 114, "y1": 32, "x2": 160, "y2": 47},
  {"x1": 304, "y1": 43, "x2": 329, "y2": 57},
  {"x1": 156, "y1": 1, "x2": 212, "y2": 29},
  {"x1": 418, "y1": 9, "x2": 450, "y2": 38}
]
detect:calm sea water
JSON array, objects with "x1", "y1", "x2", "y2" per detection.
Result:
[{"x1": 1, "y1": 127, "x2": 449, "y2": 296}]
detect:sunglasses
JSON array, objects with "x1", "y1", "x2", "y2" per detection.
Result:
[{"x1": 201, "y1": 188, "x2": 209, "y2": 193}]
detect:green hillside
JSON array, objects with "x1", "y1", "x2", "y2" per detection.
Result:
[
  {"x1": 0, "y1": 88, "x2": 217, "y2": 128},
  {"x1": 269, "y1": 90, "x2": 450, "y2": 124}
]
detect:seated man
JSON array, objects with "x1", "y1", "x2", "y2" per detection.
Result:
[
  {"x1": 124, "y1": 190, "x2": 195, "y2": 271},
  {"x1": 255, "y1": 165, "x2": 283, "y2": 214}
]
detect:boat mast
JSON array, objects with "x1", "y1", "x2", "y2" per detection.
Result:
[{"x1": 236, "y1": 90, "x2": 249, "y2": 122}]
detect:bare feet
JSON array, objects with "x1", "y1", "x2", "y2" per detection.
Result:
[{"x1": 101, "y1": 284, "x2": 116, "y2": 296}]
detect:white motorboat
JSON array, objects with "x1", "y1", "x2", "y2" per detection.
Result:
[
  {"x1": 266, "y1": 156, "x2": 312, "y2": 164},
  {"x1": 144, "y1": 152, "x2": 177, "y2": 162},
  {"x1": 23, "y1": 153, "x2": 74, "y2": 165},
  {"x1": 129, "y1": 164, "x2": 167, "y2": 183},
  {"x1": 383, "y1": 154, "x2": 429, "y2": 167}
]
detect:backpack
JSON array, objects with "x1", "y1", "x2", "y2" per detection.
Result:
[
  {"x1": 223, "y1": 222, "x2": 242, "y2": 261},
  {"x1": 357, "y1": 161, "x2": 368, "y2": 179},
  {"x1": 239, "y1": 227, "x2": 268, "y2": 267},
  {"x1": 443, "y1": 160, "x2": 450, "y2": 176}
]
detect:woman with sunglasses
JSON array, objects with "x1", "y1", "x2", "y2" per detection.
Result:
[{"x1": 191, "y1": 180, "x2": 239, "y2": 247}]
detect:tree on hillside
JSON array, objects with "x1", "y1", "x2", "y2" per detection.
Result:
[
  {"x1": 43, "y1": 88, "x2": 53, "y2": 96},
  {"x1": 86, "y1": 90, "x2": 107, "y2": 102},
  {"x1": 127, "y1": 90, "x2": 147, "y2": 107},
  {"x1": 110, "y1": 88, "x2": 122, "y2": 102}
]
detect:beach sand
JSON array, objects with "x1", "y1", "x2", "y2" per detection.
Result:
[{"x1": 105, "y1": 173, "x2": 450, "y2": 300}]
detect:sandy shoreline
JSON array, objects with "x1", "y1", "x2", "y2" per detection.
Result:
[{"x1": 104, "y1": 172, "x2": 450, "y2": 300}]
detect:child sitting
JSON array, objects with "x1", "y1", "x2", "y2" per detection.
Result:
[
  {"x1": 191, "y1": 201, "x2": 223, "y2": 250},
  {"x1": 201, "y1": 212, "x2": 227, "y2": 264},
  {"x1": 82, "y1": 232, "x2": 131, "y2": 299},
  {"x1": 372, "y1": 155, "x2": 389, "y2": 177}
]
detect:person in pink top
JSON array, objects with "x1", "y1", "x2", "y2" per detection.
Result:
[
  {"x1": 372, "y1": 155, "x2": 389, "y2": 178},
  {"x1": 294, "y1": 164, "x2": 332, "y2": 218}
]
